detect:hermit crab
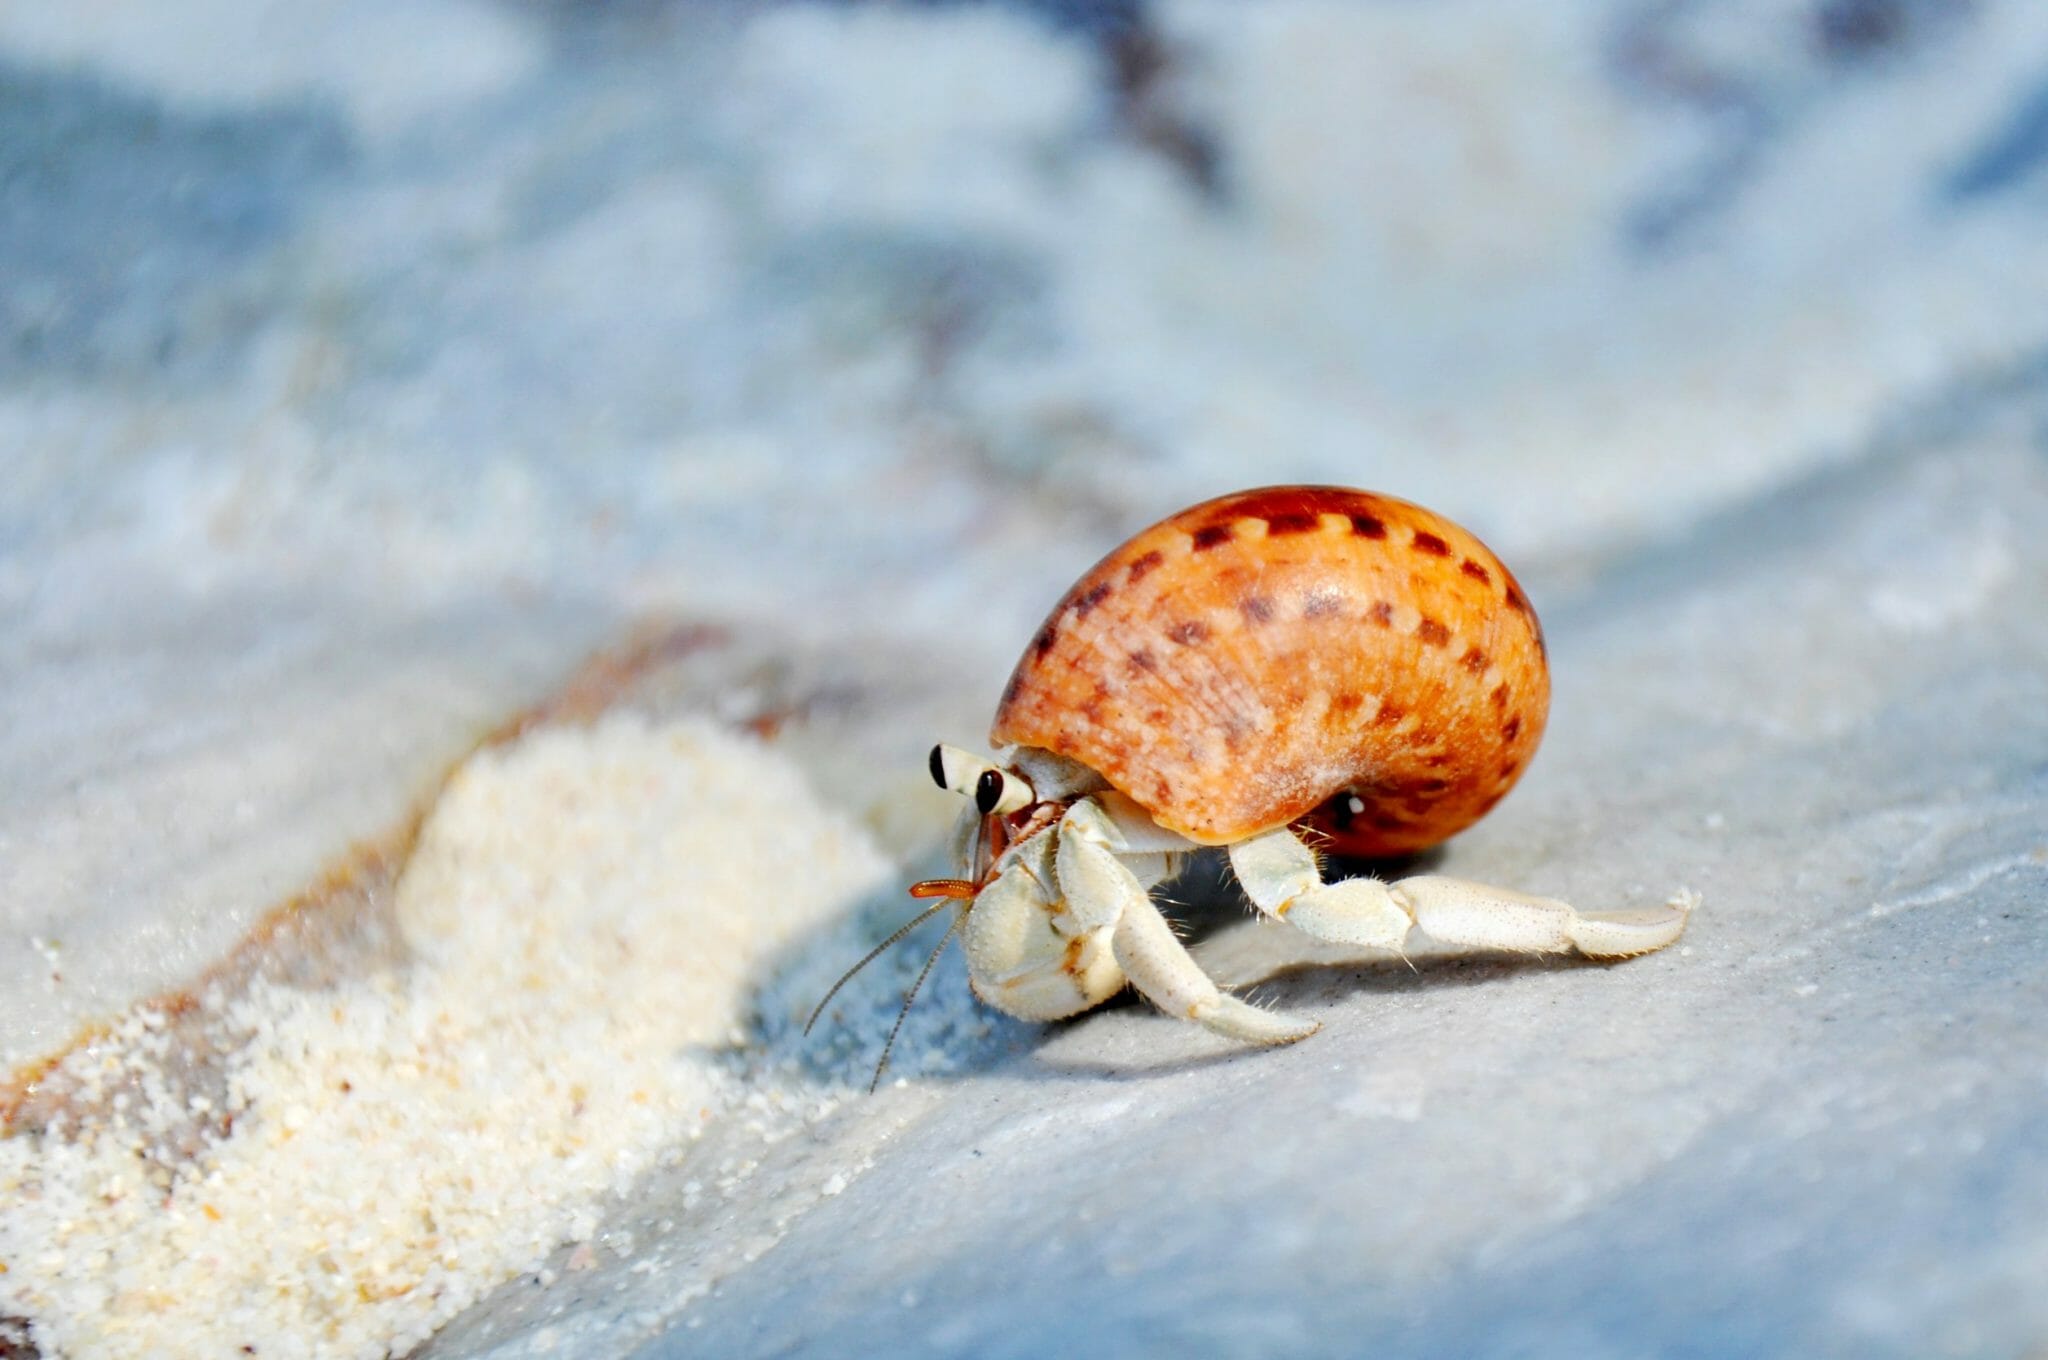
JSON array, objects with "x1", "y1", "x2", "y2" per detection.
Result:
[{"x1": 813, "y1": 486, "x2": 1693, "y2": 1081}]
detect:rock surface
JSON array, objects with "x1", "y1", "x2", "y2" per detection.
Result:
[{"x1": 4, "y1": 1, "x2": 2046, "y2": 1356}]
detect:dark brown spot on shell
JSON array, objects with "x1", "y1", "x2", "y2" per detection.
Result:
[
  {"x1": 1502, "y1": 715, "x2": 1522, "y2": 741},
  {"x1": 1350, "y1": 513, "x2": 1386, "y2": 539},
  {"x1": 1461, "y1": 645, "x2": 1489, "y2": 673},
  {"x1": 1074, "y1": 581, "x2": 1113, "y2": 616},
  {"x1": 1033, "y1": 624, "x2": 1059, "y2": 658},
  {"x1": 1415, "y1": 618, "x2": 1451, "y2": 647},
  {"x1": 1412, "y1": 531, "x2": 1451, "y2": 556},
  {"x1": 1240, "y1": 595, "x2": 1274, "y2": 624},
  {"x1": 1334, "y1": 692, "x2": 1364, "y2": 712},
  {"x1": 1167, "y1": 620, "x2": 1210, "y2": 645},
  {"x1": 1460, "y1": 558, "x2": 1492, "y2": 585},
  {"x1": 1194, "y1": 486, "x2": 1384, "y2": 525},
  {"x1": 1374, "y1": 703, "x2": 1405, "y2": 727},
  {"x1": 1508, "y1": 582, "x2": 1546, "y2": 657},
  {"x1": 1491, "y1": 683, "x2": 1510, "y2": 709},
  {"x1": 1263, "y1": 512, "x2": 1321, "y2": 536},
  {"x1": 1191, "y1": 523, "x2": 1236, "y2": 551},
  {"x1": 1127, "y1": 549, "x2": 1165, "y2": 583},
  {"x1": 1368, "y1": 601, "x2": 1395, "y2": 626},
  {"x1": 1302, "y1": 590, "x2": 1343, "y2": 619},
  {"x1": 1127, "y1": 648, "x2": 1158, "y2": 673}
]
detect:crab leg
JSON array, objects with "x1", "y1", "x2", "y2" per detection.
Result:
[
  {"x1": 1228, "y1": 825, "x2": 1694, "y2": 958},
  {"x1": 1111, "y1": 896, "x2": 1320, "y2": 1045},
  {"x1": 1056, "y1": 798, "x2": 1318, "y2": 1045}
]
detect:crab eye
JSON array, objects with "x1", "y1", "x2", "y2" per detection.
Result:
[
  {"x1": 975, "y1": 767, "x2": 1034, "y2": 816},
  {"x1": 929, "y1": 743, "x2": 991, "y2": 795},
  {"x1": 929, "y1": 744, "x2": 1034, "y2": 814}
]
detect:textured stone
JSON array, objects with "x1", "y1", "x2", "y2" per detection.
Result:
[{"x1": 4, "y1": 1, "x2": 2047, "y2": 1356}]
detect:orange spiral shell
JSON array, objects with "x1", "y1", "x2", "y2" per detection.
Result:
[{"x1": 990, "y1": 486, "x2": 1549, "y2": 857}]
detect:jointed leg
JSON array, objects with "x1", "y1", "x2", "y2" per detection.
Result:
[
  {"x1": 1228, "y1": 826, "x2": 1694, "y2": 958},
  {"x1": 1112, "y1": 898, "x2": 1320, "y2": 1044},
  {"x1": 1056, "y1": 799, "x2": 1317, "y2": 1044},
  {"x1": 1392, "y1": 876, "x2": 1696, "y2": 958},
  {"x1": 1226, "y1": 826, "x2": 1412, "y2": 948},
  {"x1": 1054, "y1": 793, "x2": 1191, "y2": 913},
  {"x1": 1054, "y1": 798, "x2": 1163, "y2": 934}
]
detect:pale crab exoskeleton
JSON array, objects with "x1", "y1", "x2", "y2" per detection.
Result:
[
  {"x1": 923, "y1": 742, "x2": 1696, "y2": 1047},
  {"x1": 810, "y1": 487, "x2": 1698, "y2": 1083}
]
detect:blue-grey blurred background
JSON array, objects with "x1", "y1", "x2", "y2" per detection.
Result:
[{"x1": 7, "y1": 0, "x2": 2043, "y2": 641}]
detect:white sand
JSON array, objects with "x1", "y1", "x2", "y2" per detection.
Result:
[{"x1": 0, "y1": 715, "x2": 890, "y2": 1359}]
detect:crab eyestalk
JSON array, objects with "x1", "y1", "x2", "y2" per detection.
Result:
[{"x1": 928, "y1": 743, "x2": 1033, "y2": 815}]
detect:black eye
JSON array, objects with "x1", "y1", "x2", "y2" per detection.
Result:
[
  {"x1": 974, "y1": 768, "x2": 1005, "y2": 815},
  {"x1": 928, "y1": 744, "x2": 949, "y2": 790}
]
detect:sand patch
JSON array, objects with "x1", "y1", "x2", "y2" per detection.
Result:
[{"x1": 0, "y1": 714, "x2": 889, "y2": 1358}]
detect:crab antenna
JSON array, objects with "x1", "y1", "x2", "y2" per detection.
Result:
[
  {"x1": 804, "y1": 896, "x2": 957, "y2": 1037},
  {"x1": 870, "y1": 910, "x2": 963, "y2": 1093},
  {"x1": 909, "y1": 878, "x2": 976, "y2": 899}
]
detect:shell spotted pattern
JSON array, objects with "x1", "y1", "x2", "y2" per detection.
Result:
[{"x1": 991, "y1": 486, "x2": 1549, "y2": 856}]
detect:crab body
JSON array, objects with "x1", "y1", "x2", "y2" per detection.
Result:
[{"x1": 870, "y1": 486, "x2": 1694, "y2": 1054}]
